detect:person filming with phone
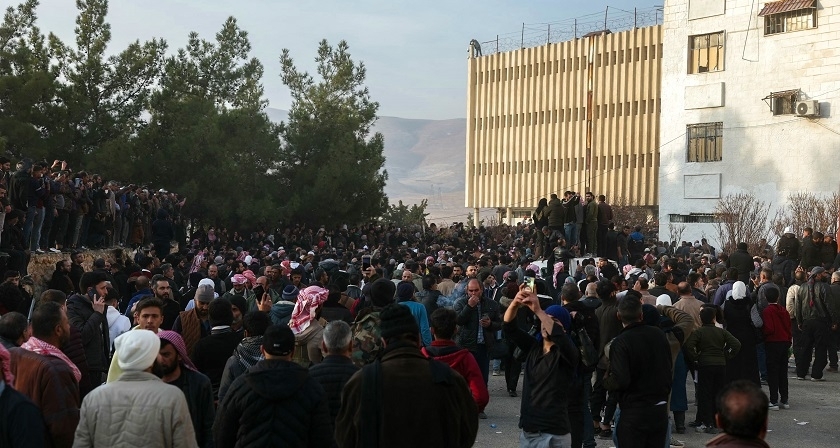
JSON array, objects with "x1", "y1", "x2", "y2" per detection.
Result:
[{"x1": 66, "y1": 271, "x2": 111, "y2": 385}]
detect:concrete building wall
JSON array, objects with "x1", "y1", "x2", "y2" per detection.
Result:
[
  {"x1": 659, "y1": 0, "x2": 840, "y2": 245},
  {"x1": 465, "y1": 25, "x2": 663, "y2": 222}
]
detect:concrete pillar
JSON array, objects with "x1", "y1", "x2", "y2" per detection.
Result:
[
  {"x1": 473, "y1": 208, "x2": 480, "y2": 227},
  {"x1": 506, "y1": 207, "x2": 513, "y2": 225}
]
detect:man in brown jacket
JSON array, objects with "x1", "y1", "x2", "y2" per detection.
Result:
[
  {"x1": 173, "y1": 284, "x2": 213, "y2": 355},
  {"x1": 9, "y1": 301, "x2": 80, "y2": 448}
]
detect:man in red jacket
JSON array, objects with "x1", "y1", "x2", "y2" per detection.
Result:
[
  {"x1": 422, "y1": 308, "x2": 489, "y2": 418},
  {"x1": 761, "y1": 288, "x2": 791, "y2": 410}
]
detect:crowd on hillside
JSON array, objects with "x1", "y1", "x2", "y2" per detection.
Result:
[
  {"x1": 1, "y1": 177, "x2": 839, "y2": 447},
  {"x1": 0, "y1": 157, "x2": 187, "y2": 278}
]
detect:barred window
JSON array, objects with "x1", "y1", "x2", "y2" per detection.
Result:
[
  {"x1": 687, "y1": 123, "x2": 723, "y2": 162},
  {"x1": 760, "y1": 1, "x2": 817, "y2": 35},
  {"x1": 688, "y1": 32, "x2": 724, "y2": 74}
]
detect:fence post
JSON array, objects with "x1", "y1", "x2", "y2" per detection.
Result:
[
  {"x1": 604, "y1": 6, "x2": 609, "y2": 30},
  {"x1": 574, "y1": 19, "x2": 577, "y2": 39},
  {"x1": 547, "y1": 24, "x2": 551, "y2": 44},
  {"x1": 521, "y1": 22, "x2": 525, "y2": 49},
  {"x1": 496, "y1": 35, "x2": 499, "y2": 53},
  {"x1": 634, "y1": 7, "x2": 637, "y2": 28}
]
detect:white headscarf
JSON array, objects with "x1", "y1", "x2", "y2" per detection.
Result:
[
  {"x1": 731, "y1": 281, "x2": 747, "y2": 300},
  {"x1": 656, "y1": 294, "x2": 672, "y2": 307}
]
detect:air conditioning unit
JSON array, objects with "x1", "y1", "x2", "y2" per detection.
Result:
[{"x1": 795, "y1": 100, "x2": 820, "y2": 117}]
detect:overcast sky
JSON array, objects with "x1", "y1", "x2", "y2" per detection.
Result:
[{"x1": 35, "y1": 0, "x2": 658, "y2": 119}]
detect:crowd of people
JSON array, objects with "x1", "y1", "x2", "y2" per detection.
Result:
[
  {"x1": 0, "y1": 157, "x2": 187, "y2": 278},
  {"x1": 0, "y1": 180, "x2": 838, "y2": 447}
]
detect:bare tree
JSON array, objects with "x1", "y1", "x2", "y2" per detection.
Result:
[
  {"x1": 769, "y1": 191, "x2": 840, "y2": 240},
  {"x1": 714, "y1": 192, "x2": 772, "y2": 255},
  {"x1": 668, "y1": 223, "x2": 687, "y2": 245},
  {"x1": 612, "y1": 196, "x2": 658, "y2": 238}
]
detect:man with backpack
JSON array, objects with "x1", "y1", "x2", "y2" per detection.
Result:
[{"x1": 336, "y1": 304, "x2": 478, "y2": 447}]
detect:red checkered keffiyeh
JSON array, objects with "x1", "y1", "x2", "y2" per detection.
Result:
[
  {"x1": 157, "y1": 331, "x2": 198, "y2": 372},
  {"x1": 21, "y1": 336, "x2": 82, "y2": 383},
  {"x1": 289, "y1": 286, "x2": 329, "y2": 335}
]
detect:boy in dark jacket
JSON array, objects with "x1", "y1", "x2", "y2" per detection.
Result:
[
  {"x1": 761, "y1": 288, "x2": 791, "y2": 410},
  {"x1": 683, "y1": 306, "x2": 742, "y2": 433},
  {"x1": 421, "y1": 308, "x2": 489, "y2": 416}
]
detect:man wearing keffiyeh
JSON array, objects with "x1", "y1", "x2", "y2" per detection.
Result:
[
  {"x1": 155, "y1": 330, "x2": 215, "y2": 448},
  {"x1": 289, "y1": 285, "x2": 329, "y2": 365},
  {"x1": 9, "y1": 301, "x2": 80, "y2": 448}
]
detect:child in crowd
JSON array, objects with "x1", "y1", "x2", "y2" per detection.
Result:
[{"x1": 762, "y1": 287, "x2": 792, "y2": 410}]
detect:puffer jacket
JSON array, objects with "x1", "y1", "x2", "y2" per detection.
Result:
[
  {"x1": 546, "y1": 197, "x2": 564, "y2": 227},
  {"x1": 309, "y1": 355, "x2": 360, "y2": 422},
  {"x1": 213, "y1": 359, "x2": 334, "y2": 448},
  {"x1": 422, "y1": 341, "x2": 489, "y2": 411},
  {"x1": 66, "y1": 293, "x2": 109, "y2": 375},
  {"x1": 74, "y1": 371, "x2": 196, "y2": 448}
]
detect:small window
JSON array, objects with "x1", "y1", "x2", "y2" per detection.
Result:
[
  {"x1": 688, "y1": 31, "x2": 725, "y2": 74},
  {"x1": 760, "y1": 0, "x2": 817, "y2": 35},
  {"x1": 687, "y1": 122, "x2": 723, "y2": 162},
  {"x1": 669, "y1": 214, "x2": 718, "y2": 224}
]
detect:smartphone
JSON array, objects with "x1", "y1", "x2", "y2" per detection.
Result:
[
  {"x1": 253, "y1": 285, "x2": 265, "y2": 301},
  {"x1": 362, "y1": 255, "x2": 371, "y2": 270},
  {"x1": 524, "y1": 276, "x2": 536, "y2": 291}
]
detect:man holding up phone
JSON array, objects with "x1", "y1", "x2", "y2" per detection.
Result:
[{"x1": 66, "y1": 271, "x2": 111, "y2": 385}]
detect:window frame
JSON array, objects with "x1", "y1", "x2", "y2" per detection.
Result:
[
  {"x1": 687, "y1": 31, "x2": 725, "y2": 74},
  {"x1": 686, "y1": 122, "x2": 724, "y2": 163},
  {"x1": 763, "y1": 6, "x2": 817, "y2": 36}
]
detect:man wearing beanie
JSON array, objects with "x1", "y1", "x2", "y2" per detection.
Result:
[
  {"x1": 336, "y1": 304, "x2": 478, "y2": 447},
  {"x1": 214, "y1": 325, "x2": 334, "y2": 448},
  {"x1": 173, "y1": 284, "x2": 214, "y2": 356},
  {"x1": 74, "y1": 330, "x2": 197, "y2": 447}
]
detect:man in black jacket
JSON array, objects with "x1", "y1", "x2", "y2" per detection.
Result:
[
  {"x1": 214, "y1": 324, "x2": 333, "y2": 448},
  {"x1": 66, "y1": 271, "x2": 110, "y2": 385},
  {"x1": 454, "y1": 278, "x2": 502, "y2": 387},
  {"x1": 504, "y1": 285, "x2": 578, "y2": 447},
  {"x1": 603, "y1": 295, "x2": 673, "y2": 448},
  {"x1": 561, "y1": 283, "x2": 600, "y2": 448},
  {"x1": 726, "y1": 242, "x2": 753, "y2": 284},
  {"x1": 309, "y1": 320, "x2": 358, "y2": 424}
]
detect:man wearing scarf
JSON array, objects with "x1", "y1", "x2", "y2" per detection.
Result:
[
  {"x1": 289, "y1": 285, "x2": 329, "y2": 365},
  {"x1": 155, "y1": 330, "x2": 214, "y2": 448},
  {"x1": 9, "y1": 301, "x2": 80, "y2": 448},
  {"x1": 0, "y1": 340, "x2": 47, "y2": 447},
  {"x1": 503, "y1": 285, "x2": 578, "y2": 448},
  {"x1": 218, "y1": 312, "x2": 271, "y2": 402}
]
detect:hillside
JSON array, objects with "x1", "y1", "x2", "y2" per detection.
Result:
[{"x1": 266, "y1": 108, "x2": 469, "y2": 223}]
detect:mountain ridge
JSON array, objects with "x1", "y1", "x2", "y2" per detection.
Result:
[{"x1": 266, "y1": 107, "x2": 469, "y2": 222}]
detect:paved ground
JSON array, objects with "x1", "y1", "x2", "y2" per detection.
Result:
[{"x1": 475, "y1": 361, "x2": 840, "y2": 447}]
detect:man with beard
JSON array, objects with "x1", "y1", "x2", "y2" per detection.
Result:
[
  {"x1": 151, "y1": 275, "x2": 180, "y2": 330},
  {"x1": 106, "y1": 297, "x2": 165, "y2": 382},
  {"x1": 9, "y1": 301, "x2": 80, "y2": 448},
  {"x1": 173, "y1": 284, "x2": 213, "y2": 356},
  {"x1": 47, "y1": 259, "x2": 75, "y2": 295},
  {"x1": 155, "y1": 330, "x2": 214, "y2": 448},
  {"x1": 219, "y1": 311, "x2": 271, "y2": 402},
  {"x1": 75, "y1": 330, "x2": 196, "y2": 447},
  {"x1": 207, "y1": 263, "x2": 225, "y2": 296},
  {"x1": 69, "y1": 251, "x2": 85, "y2": 293}
]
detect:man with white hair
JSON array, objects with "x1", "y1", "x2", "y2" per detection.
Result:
[
  {"x1": 309, "y1": 321, "x2": 359, "y2": 423},
  {"x1": 74, "y1": 329, "x2": 197, "y2": 447}
]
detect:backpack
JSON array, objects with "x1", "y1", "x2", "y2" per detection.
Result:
[
  {"x1": 570, "y1": 313, "x2": 598, "y2": 369},
  {"x1": 351, "y1": 310, "x2": 383, "y2": 368}
]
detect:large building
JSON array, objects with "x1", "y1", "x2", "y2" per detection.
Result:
[
  {"x1": 658, "y1": 0, "x2": 840, "y2": 243},
  {"x1": 465, "y1": 21, "x2": 663, "y2": 224}
]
